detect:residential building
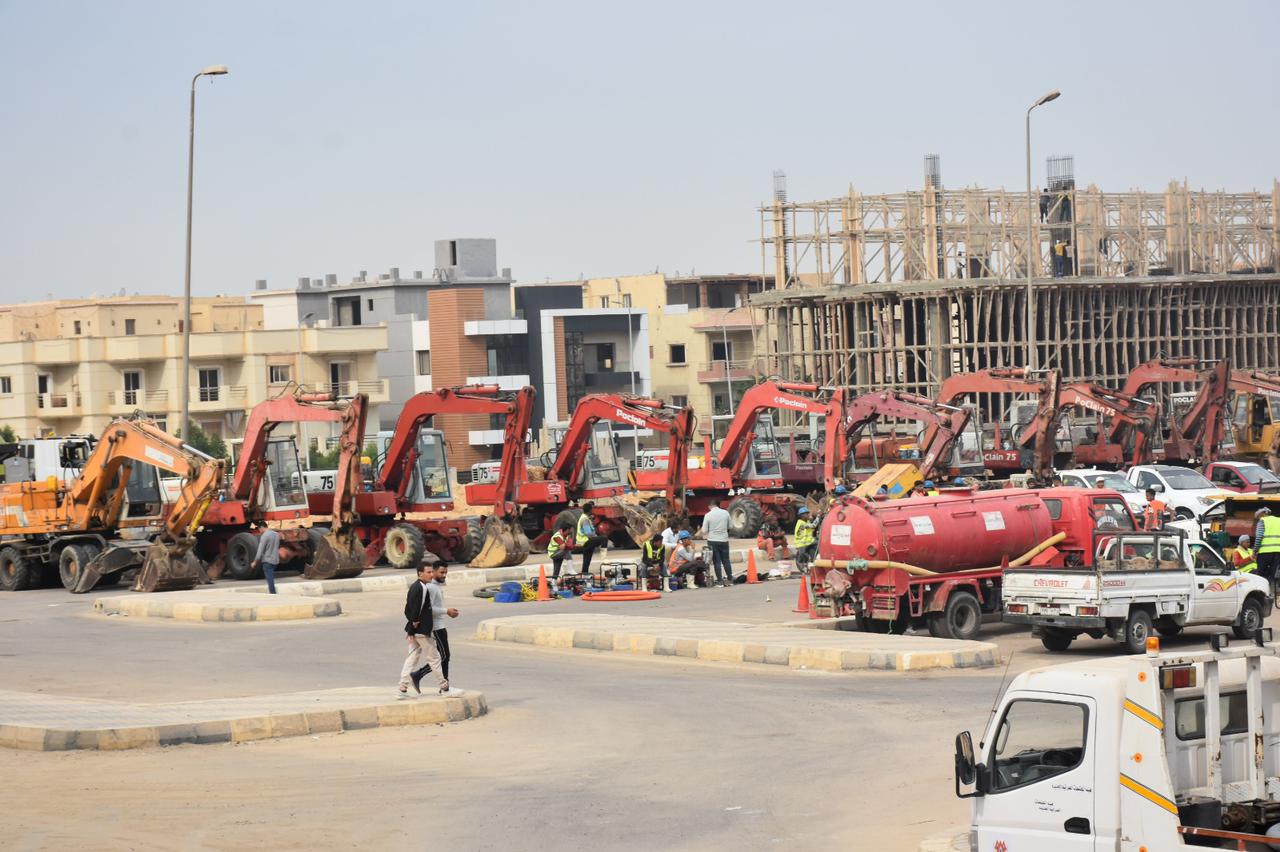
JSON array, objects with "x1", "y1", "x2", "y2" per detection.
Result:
[{"x1": 0, "y1": 295, "x2": 388, "y2": 448}]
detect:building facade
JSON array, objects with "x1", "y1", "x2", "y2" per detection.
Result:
[{"x1": 0, "y1": 296, "x2": 388, "y2": 448}]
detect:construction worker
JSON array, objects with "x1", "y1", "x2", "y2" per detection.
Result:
[
  {"x1": 641, "y1": 529, "x2": 667, "y2": 590},
  {"x1": 1253, "y1": 508, "x2": 1280, "y2": 590},
  {"x1": 924, "y1": 480, "x2": 940, "y2": 497},
  {"x1": 794, "y1": 507, "x2": 818, "y2": 569},
  {"x1": 1141, "y1": 488, "x2": 1167, "y2": 531},
  {"x1": 575, "y1": 502, "x2": 609, "y2": 577},
  {"x1": 667, "y1": 530, "x2": 706, "y2": 588},
  {"x1": 1233, "y1": 535, "x2": 1257, "y2": 574},
  {"x1": 547, "y1": 520, "x2": 575, "y2": 579},
  {"x1": 1053, "y1": 240, "x2": 1068, "y2": 277}
]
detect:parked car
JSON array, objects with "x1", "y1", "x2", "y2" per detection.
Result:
[
  {"x1": 1125, "y1": 463, "x2": 1227, "y2": 521},
  {"x1": 1204, "y1": 459, "x2": 1280, "y2": 493},
  {"x1": 1057, "y1": 467, "x2": 1146, "y2": 515}
]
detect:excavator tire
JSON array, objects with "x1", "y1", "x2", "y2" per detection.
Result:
[
  {"x1": 0, "y1": 546, "x2": 35, "y2": 591},
  {"x1": 383, "y1": 522, "x2": 426, "y2": 571},
  {"x1": 304, "y1": 533, "x2": 366, "y2": 580},
  {"x1": 59, "y1": 543, "x2": 102, "y2": 592},
  {"x1": 456, "y1": 517, "x2": 486, "y2": 565},
  {"x1": 224, "y1": 532, "x2": 262, "y2": 581},
  {"x1": 470, "y1": 515, "x2": 532, "y2": 569},
  {"x1": 134, "y1": 542, "x2": 207, "y2": 593},
  {"x1": 727, "y1": 496, "x2": 765, "y2": 538},
  {"x1": 553, "y1": 508, "x2": 582, "y2": 533}
]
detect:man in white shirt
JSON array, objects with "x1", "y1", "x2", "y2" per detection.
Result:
[
  {"x1": 660, "y1": 520, "x2": 679, "y2": 563},
  {"x1": 699, "y1": 501, "x2": 734, "y2": 587},
  {"x1": 413, "y1": 561, "x2": 459, "y2": 692},
  {"x1": 400, "y1": 564, "x2": 447, "y2": 698}
]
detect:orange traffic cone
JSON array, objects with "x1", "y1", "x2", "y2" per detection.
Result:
[
  {"x1": 537, "y1": 565, "x2": 551, "y2": 602},
  {"x1": 746, "y1": 549, "x2": 760, "y2": 584},
  {"x1": 793, "y1": 573, "x2": 811, "y2": 614}
]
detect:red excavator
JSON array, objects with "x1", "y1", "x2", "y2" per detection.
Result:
[
  {"x1": 359, "y1": 385, "x2": 536, "y2": 570},
  {"x1": 198, "y1": 391, "x2": 377, "y2": 581},
  {"x1": 838, "y1": 389, "x2": 974, "y2": 482},
  {"x1": 510, "y1": 393, "x2": 695, "y2": 547},
  {"x1": 1037, "y1": 381, "x2": 1157, "y2": 470},
  {"x1": 1107, "y1": 357, "x2": 1232, "y2": 465},
  {"x1": 930, "y1": 369, "x2": 1064, "y2": 481}
]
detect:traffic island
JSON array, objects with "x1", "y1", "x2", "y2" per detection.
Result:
[
  {"x1": 225, "y1": 565, "x2": 543, "y2": 596},
  {"x1": 0, "y1": 687, "x2": 487, "y2": 751},
  {"x1": 475, "y1": 614, "x2": 998, "y2": 672},
  {"x1": 94, "y1": 591, "x2": 341, "y2": 622}
]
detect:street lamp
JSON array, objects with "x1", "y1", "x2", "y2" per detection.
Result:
[
  {"x1": 1024, "y1": 88, "x2": 1060, "y2": 371},
  {"x1": 609, "y1": 285, "x2": 640, "y2": 462},
  {"x1": 297, "y1": 312, "x2": 315, "y2": 467},
  {"x1": 180, "y1": 64, "x2": 229, "y2": 441}
]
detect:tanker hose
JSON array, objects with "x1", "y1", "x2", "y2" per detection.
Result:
[
  {"x1": 1004, "y1": 531, "x2": 1067, "y2": 568},
  {"x1": 812, "y1": 531, "x2": 1068, "y2": 578}
]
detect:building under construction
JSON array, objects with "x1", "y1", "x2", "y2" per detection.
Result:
[{"x1": 753, "y1": 159, "x2": 1280, "y2": 399}]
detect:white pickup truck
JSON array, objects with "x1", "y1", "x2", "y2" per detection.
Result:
[
  {"x1": 1003, "y1": 529, "x2": 1272, "y2": 653},
  {"x1": 954, "y1": 635, "x2": 1280, "y2": 849},
  {"x1": 1126, "y1": 464, "x2": 1225, "y2": 521}
]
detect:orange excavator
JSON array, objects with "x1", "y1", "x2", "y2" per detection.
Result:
[
  {"x1": 0, "y1": 416, "x2": 224, "y2": 593},
  {"x1": 359, "y1": 385, "x2": 535, "y2": 570},
  {"x1": 1106, "y1": 357, "x2": 1232, "y2": 465},
  {"x1": 1051, "y1": 381, "x2": 1157, "y2": 469},
  {"x1": 838, "y1": 389, "x2": 973, "y2": 482},
  {"x1": 930, "y1": 369, "x2": 1064, "y2": 481},
  {"x1": 198, "y1": 391, "x2": 376, "y2": 581}
]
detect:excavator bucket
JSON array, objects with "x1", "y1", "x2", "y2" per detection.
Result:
[
  {"x1": 620, "y1": 501, "x2": 663, "y2": 545},
  {"x1": 305, "y1": 533, "x2": 366, "y2": 580},
  {"x1": 469, "y1": 514, "x2": 532, "y2": 568},
  {"x1": 132, "y1": 542, "x2": 209, "y2": 593}
]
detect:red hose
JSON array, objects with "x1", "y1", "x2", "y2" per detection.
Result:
[{"x1": 581, "y1": 591, "x2": 662, "y2": 602}]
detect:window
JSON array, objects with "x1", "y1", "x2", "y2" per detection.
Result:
[
  {"x1": 599, "y1": 296, "x2": 610, "y2": 309},
  {"x1": 991, "y1": 699, "x2": 1087, "y2": 791},
  {"x1": 0, "y1": 376, "x2": 10, "y2": 395},
  {"x1": 367, "y1": 298, "x2": 374, "y2": 312},
  {"x1": 1176, "y1": 692, "x2": 1249, "y2": 740},
  {"x1": 594, "y1": 343, "x2": 615, "y2": 372},
  {"x1": 197, "y1": 368, "x2": 220, "y2": 402},
  {"x1": 1092, "y1": 497, "x2": 1136, "y2": 530},
  {"x1": 329, "y1": 361, "x2": 351, "y2": 397},
  {"x1": 711, "y1": 340, "x2": 732, "y2": 363},
  {"x1": 124, "y1": 318, "x2": 136, "y2": 336},
  {"x1": 622, "y1": 294, "x2": 632, "y2": 308},
  {"x1": 1136, "y1": 470, "x2": 1160, "y2": 490},
  {"x1": 671, "y1": 395, "x2": 688, "y2": 408},
  {"x1": 416, "y1": 351, "x2": 432, "y2": 376},
  {"x1": 268, "y1": 365, "x2": 291, "y2": 384},
  {"x1": 122, "y1": 370, "x2": 142, "y2": 406},
  {"x1": 669, "y1": 344, "x2": 687, "y2": 365},
  {"x1": 74, "y1": 320, "x2": 82, "y2": 335},
  {"x1": 1043, "y1": 498, "x2": 1063, "y2": 520}
]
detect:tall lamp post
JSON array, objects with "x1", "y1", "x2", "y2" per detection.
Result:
[
  {"x1": 181, "y1": 64, "x2": 229, "y2": 441},
  {"x1": 1024, "y1": 89, "x2": 1060, "y2": 371},
  {"x1": 297, "y1": 312, "x2": 316, "y2": 467},
  {"x1": 609, "y1": 284, "x2": 640, "y2": 462}
]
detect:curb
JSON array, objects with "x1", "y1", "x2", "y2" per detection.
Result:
[
  {"x1": 474, "y1": 616, "x2": 998, "y2": 673},
  {"x1": 94, "y1": 593, "x2": 341, "y2": 622},
  {"x1": 0, "y1": 690, "x2": 488, "y2": 752},
  {"x1": 230, "y1": 566, "x2": 543, "y2": 596},
  {"x1": 917, "y1": 828, "x2": 969, "y2": 851}
]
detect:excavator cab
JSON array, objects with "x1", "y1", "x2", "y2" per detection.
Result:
[
  {"x1": 401, "y1": 428, "x2": 453, "y2": 507},
  {"x1": 583, "y1": 422, "x2": 624, "y2": 490},
  {"x1": 744, "y1": 414, "x2": 783, "y2": 480},
  {"x1": 1233, "y1": 393, "x2": 1280, "y2": 451},
  {"x1": 256, "y1": 438, "x2": 308, "y2": 513}
]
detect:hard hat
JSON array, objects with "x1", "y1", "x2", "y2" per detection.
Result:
[
  {"x1": 678, "y1": 530, "x2": 692, "y2": 540},
  {"x1": 797, "y1": 507, "x2": 809, "y2": 515},
  {"x1": 923, "y1": 480, "x2": 935, "y2": 488},
  {"x1": 833, "y1": 485, "x2": 847, "y2": 495},
  {"x1": 953, "y1": 477, "x2": 966, "y2": 486}
]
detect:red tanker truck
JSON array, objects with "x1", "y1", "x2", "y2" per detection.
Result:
[{"x1": 809, "y1": 487, "x2": 1139, "y2": 640}]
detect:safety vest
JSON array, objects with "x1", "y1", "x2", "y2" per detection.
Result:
[
  {"x1": 547, "y1": 530, "x2": 571, "y2": 558},
  {"x1": 794, "y1": 518, "x2": 816, "y2": 547},
  {"x1": 1259, "y1": 516, "x2": 1280, "y2": 554},
  {"x1": 576, "y1": 512, "x2": 594, "y2": 546},
  {"x1": 668, "y1": 546, "x2": 692, "y2": 572},
  {"x1": 1143, "y1": 500, "x2": 1166, "y2": 530},
  {"x1": 926, "y1": 489, "x2": 940, "y2": 497},
  {"x1": 1234, "y1": 547, "x2": 1257, "y2": 573},
  {"x1": 643, "y1": 538, "x2": 663, "y2": 564}
]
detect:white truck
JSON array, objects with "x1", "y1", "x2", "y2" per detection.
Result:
[
  {"x1": 1003, "y1": 529, "x2": 1272, "y2": 654},
  {"x1": 954, "y1": 635, "x2": 1280, "y2": 849},
  {"x1": 1127, "y1": 464, "x2": 1226, "y2": 521}
]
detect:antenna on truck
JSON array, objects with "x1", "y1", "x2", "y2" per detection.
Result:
[{"x1": 979, "y1": 651, "x2": 1016, "y2": 746}]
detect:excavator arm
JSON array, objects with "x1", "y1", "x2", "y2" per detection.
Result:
[
  {"x1": 1107, "y1": 358, "x2": 1230, "y2": 464},
  {"x1": 839, "y1": 389, "x2": 971, "y2": 482},
  {"x1": 929, "y1": 368, "x2": 1062, "y2": 481},
  {"x1": 715, "y1": 381, "x2": 828, "y2": 480},
  {"x1": 229, "y1": 391, "x2": 349, "y2": 511},
  {"x1": 301, "y1": 392, "x2": 374, "y2": 580},
  {"x1": 1054, "y1": 382, "x2": 1156, "y2": 468}
]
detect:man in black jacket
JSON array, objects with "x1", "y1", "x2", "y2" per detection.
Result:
[{"x1": 399, "y1": 564, "x2": 448, "y2": 698}]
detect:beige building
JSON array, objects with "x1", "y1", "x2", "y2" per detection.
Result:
[
  {"x1": 0, "y1": 295, "x2": 389, "y2": 446},
  {"x1": 579, "y1": 274, "x2": 771, "y2": 438}
]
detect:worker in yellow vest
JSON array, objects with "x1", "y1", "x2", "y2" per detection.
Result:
[
  {"x1": 1253, "y1": 508, "x2": 1280, "y2": 591},
  {"x1": 923, "y1": 479, "x2": 940, "y2": 497},
  {"x1": 1232, "y1": 535, "x2": 1257, "y2": 573},
  {"x1": 794, "y1": 507, "x2": 818, "y2": 569}
]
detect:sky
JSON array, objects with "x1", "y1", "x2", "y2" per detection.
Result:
[{"x1": 1, "y1": 0, "x2": 1276, "y2": 302}]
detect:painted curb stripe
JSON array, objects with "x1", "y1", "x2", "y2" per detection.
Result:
[
  {"x1": 1119, "y1": 773, "x2": 1178, "y2": 814},
  {"x1": 1123, "y1": 698, "x2": 1164, "y2": 730}
]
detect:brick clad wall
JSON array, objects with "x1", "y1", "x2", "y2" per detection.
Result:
[
  {"x1": 553, "y1": 316, "x2": 568, "y2": 420},
  {"x1": 425, "y1": 289, "x2": 490, "y2": 470}
]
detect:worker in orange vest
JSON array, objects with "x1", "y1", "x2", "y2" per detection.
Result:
[{"x1": 1141, "y1": 487, "x2": 1167, "y2": 530}]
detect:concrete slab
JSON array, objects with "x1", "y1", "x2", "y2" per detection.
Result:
[
  {"x1": 475, "y1": 613, "x2": 998, "y2": 672},
  {"x1": 94, "y1": 592, "x2": 341, "y2": 622},
  {"x1": 0, "y1": 687, "x2": 487, "y2": 751}
]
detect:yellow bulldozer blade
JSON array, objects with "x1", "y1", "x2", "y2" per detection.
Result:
[
  {"x1": 305, "y1": 533, "x2": 366, "y2": 580},
  {"x1": 469, "y1": 515, "x2": 532, "y2": 569},
  {"x1": 133, "y1": 542, "x2": 209, "y2": 593}
]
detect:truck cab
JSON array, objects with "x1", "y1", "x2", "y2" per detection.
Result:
[
  {"x1": 1205, "y1": 460, "x2": 1280, "y2": 494},
  {"x1": 956, "y1": 637, "x2": 1280, "y2": 849}
]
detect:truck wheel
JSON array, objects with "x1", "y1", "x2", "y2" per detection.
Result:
[
  {"x1": 224, "y1": 532, "x2": 261, "y2": 581},
  {"x1": 727, "y1": 497, "x2": 764, "y2": 538},
  {"x1": 384, "y1": 523, "x2": 426, "y2": 570},
  {"x1": 1234, "y1": 596, "x2": 1265, "y2": 640},
  {"x1": 58, "y1": 543, "x2": 101, "y2": 592},
  {"x1": 929, "y1": 592, "x2": 982, "y2": 641},
  {"x1": 1123, "y1": 609, "x2": 1155, "y2": 654},
  {"x1": 1040, "y1": 629, "x2": 1074, "y2": 652},
  {"x1": 455, "y1": 518, "x2": 485, "y2": 564},
  {"x1": 1174, "y1": 508, "x2": 1194, "y2": 521},
  {"x1": 0, "y1": 546, "x2": 34, "y2": 591}
]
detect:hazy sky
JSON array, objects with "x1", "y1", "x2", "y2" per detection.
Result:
[{"x1": 2, "y1": 1, "x2": 1276, "y2": 301}]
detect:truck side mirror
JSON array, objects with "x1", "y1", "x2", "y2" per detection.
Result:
[{"x1": 955, "y1": 731, "x2": 983, "y2": 798}]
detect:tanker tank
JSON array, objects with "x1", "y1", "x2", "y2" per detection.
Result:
[{"x1": 818, "y1": 488, "x2": 1055, "y2": 573}]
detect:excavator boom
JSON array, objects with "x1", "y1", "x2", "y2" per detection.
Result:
[
  {"x1": 840, "y1": 389, "x2": 971, "y2": 482},
  {"x1": 930, "y1": 368, "x2": 1062, "y2": 481}
]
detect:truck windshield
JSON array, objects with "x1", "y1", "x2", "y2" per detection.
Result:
[
  {"x1": 266, "y1": 438, "x2": 307, "y2": 509},
  {"x1": 1162, "y1": 468, "x2": 1214, "y2": 490},
  {"x1": 1092, "y1": 497, "x2": 1136, "y2": 531},
  {"x1": 1237, "y1": 464, "x2": 1279, "y2": 485},
  {"x1": 991, "y1": 699, "x2": 1086, "y2": 791}
]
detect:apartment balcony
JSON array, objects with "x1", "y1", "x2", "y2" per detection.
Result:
[
  {"x1": 582, "y1": 371, "x2": 640, "y2": 390},
  {"x1": 30, "y1": 338, "x2": 81, "y2": 365},
  {"x1": 190, "y1": 384, "x2": 247, "y2": 411},
  {"x1": 105, "y1": 336, "x2": 167, "y2": 363},
  {"x1": 36, "y1": 392, "x2": 83, "y2": 416},
  {"x1": 696, "y1": 360, "x2": 755, "y2": 383},
  {"x1": 105, "y1": 388, "x2": 169, "y2": 414},
  {"x1": 465, "y1": 374, "x2": 531, "y2": 392},
  {"x1": 301, "y1": 325, "x2": 387, "y2": 354},
  {"x1": 463, "y1": 319, "x2": 527, "y2": 336},
  {"x1": 323, "y1": 379, "x2": 390, "y2": 402}
]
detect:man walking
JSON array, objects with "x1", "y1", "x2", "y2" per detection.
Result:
[
  {"x1": 399, "y1": 564, "x2": 447, "y2": 698},
  {"x1": 250, "y1": 524, "x2": 281, "y2": 594},
  {"x1": 699, "y1": 499, "x2": 734, "y2": 587},
  {"x1": 413, "y1": 561, "x2": 459, "y2": 692},
  {"x1": 575, "y1": 502, "x2": 609, "y2": 575}
]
